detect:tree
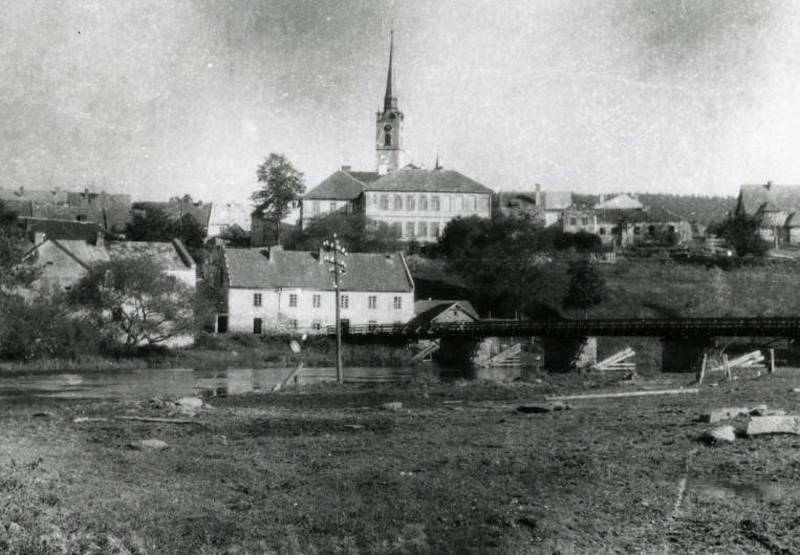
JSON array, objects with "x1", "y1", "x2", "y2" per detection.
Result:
[
  {"x1": 69, "y1": 256, "x2": 197, "y2": 350},
  {"x1": 284, "y1": 212, "x2": 401, "y2": 253},
  {"x1": 562, "y1": 258, "x2": 607, "y2": 318},
  {"x1": 220, "y1": 224, "x2": 251, "y2": 247},
  {"x1": 0, "y1": 201, "x2": 37, "y2": 293},
  {"x1": 125, "y1": 206, "x2": 174, "y2": 242},
  {"x1": 252, "y1": 153, "x2": 305, "y2": 245},
  {"x1": 710, "y1": 213, "x2": 768, "y2": 258}
]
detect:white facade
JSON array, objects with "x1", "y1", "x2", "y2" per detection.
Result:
[
  {"x1": 300, "y1": 199, "x2": 352, "y2": 229},
  {"x1": 226, "y1": 287, "x2": 414, "y2": 334},
  {"x1": 363, "y1": 191, "x2": 491, "y2": 242}
]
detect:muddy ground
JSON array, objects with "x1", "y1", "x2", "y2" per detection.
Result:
[{"x1": 2, "y1": 372, "x2": 800, "y2": 554}]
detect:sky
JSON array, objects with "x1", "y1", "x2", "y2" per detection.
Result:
[{"x1": 1, "y1": 0, "x2": 800, "y2": 202}]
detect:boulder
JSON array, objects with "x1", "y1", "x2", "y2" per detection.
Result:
[
  {"x1": 700, "y1": 408, "x2": 750, "y2": 423},
  {"x1": 705, "y1": 425, "x2": 736, "y2": 443},
  {"x1": 176, "y1": 397, "x2": 204, "y2": 409},
  {"x1": 517, "y1": 401, "x2": 570, "y2": 414},
  {"x1": 381, "y1": 402, "x2": 403, "y2": 411},
  {"x1": 140, "y1": 439, "x2": 169, "y2": 450},
  {"x1": 746, "y1": 416, "x2": 800, "y2": 436}
]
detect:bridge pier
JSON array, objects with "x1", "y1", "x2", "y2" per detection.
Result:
[
  {"x1": 543, "y1": 336, "x2": 597, "y2": 372},
  {"x1": 661, "y1": 338, "x2": 711, "y2": 373}
]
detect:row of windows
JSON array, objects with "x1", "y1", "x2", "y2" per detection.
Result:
[
  {"x1": 253, "y1": 318, "x2": 402, "y2": 334},
  {"x1": 382, "y1": 221, "x2": 441, "y2": 240},
  {"x1": 369, "y1": 193, "x2": 489, "y2": 213},
  {"x1": 308, "y1": 201, "x2": 343, "y2": 215},
  {"x1": 254, "y1": 293, "x2": 403, "y2": 310}
]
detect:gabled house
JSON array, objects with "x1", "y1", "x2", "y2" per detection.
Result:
[
  {"x1": 26, "y1": 237, "x2": 196, "y2": 292},
  {"x1": 218, "y1": 246, "x2": 414, "y2": 334},
  {"x1": 736, "y1": 182, "x2": 800, "y2": 247},
  {"x1": 410, "y1": 299, "x2": 480, "y2": 328}
]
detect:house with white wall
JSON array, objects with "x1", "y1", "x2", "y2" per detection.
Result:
[{"x1": 218, "y1": 246, "x2": 414, "y2": 334}]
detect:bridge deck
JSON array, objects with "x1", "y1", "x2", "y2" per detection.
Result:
[{"x1": 329, "y1": 318, "x2": 800, "y2": 339}]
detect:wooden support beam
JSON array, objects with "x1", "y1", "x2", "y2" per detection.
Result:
[
  {"x1": 697, "y1": 353, "x2": 707, "y2": 385},
  {"x1": 770, "y1": 348, "x2": 776, "y2": 374},
  {"x1": 546, "y1": 388, "x2": 698, "y2": 402}
]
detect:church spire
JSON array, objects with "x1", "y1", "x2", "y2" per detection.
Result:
[{"x1": 384, "y1": 30, "x2": 397, "y2": 112}]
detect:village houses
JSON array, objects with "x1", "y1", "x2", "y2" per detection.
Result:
[
  {"x1": 217, "y1": 246, "x2": 414, "y2": 334},
  {"x1": 736, "y1": 181, "x2": 800, "y2": 248}
]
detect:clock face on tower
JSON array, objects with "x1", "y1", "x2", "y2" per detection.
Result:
[{"x1": 383, "y1": 124, "x2": 392, "y2": 132}]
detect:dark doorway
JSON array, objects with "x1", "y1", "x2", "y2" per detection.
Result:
[{"x1": 217, "y1": 315, "x2": 228, "y2": 333}]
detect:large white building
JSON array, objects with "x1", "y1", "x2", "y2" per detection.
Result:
[
  {"x1": 218, "y1": 246, "x2": 414, "y2": 334},
  {"x1": 299, "y1": 34, "x2": 492, "y2": 241}
]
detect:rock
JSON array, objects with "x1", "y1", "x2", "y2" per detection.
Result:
[
  {"x1": 381, "y1": 402, "x2": 403, "y2": 411},
  {"x1": 105, "y1": 533, "x2": 133, "y2": 555},
  {"x1": 343, "y1": 424, "x2": 364, "y2": 430},
  {"x1": 517, "y1": 401, "x2": 569, "y2": 414},
  {"x1": 176, "y1": 397, "x2": 203, "y2": 409},
  {"x1": 705, "y1": 425, "x2": 736, "y2": 444},
  {"x1": 700, "y1": 407, "x2": 750, "y2": 423},
  {"x1": 140, "y1": 439, "x2": 169, "y2": 450},
  {"x1": 750, "y1": 407, "x2": 786, "y2": 417},
  {"x1": 746, "y1": 416, "x2": 800, "y2": 436},
  {"x1": 7, "y1": 522, "x2": 23, "y2": 536},
  {"x1": 32, "y1": 411, "x2": 53, "y2": 418},
  {"x1": 73, "y1": 416, "x2": 108, "y2": 423}
]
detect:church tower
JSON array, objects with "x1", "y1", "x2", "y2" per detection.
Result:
[{"x1": 376, "y1": 31, "x2": 405, "y2": 174}]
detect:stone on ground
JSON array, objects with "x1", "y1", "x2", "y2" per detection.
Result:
[
  {"x1": 746, "y1": 416, "x2": 800, "y2": 436},
  {"x1": 381, "y1": 402, "x2": 403, "y2": 411},
  {"x1": 700, "y1": 407, "x2": 750, "y2": 423},
  {"x1": 140, "y1": 439, "x2": 169, "y2": 450},
  {"x1": 705, "y1": 425, "x2": 736, "y2": 443},
  {"x1": 517, "y1": 401, "x2": 570, "y2": 414},
  {"x1": 176, "y1": 397, "x2": 204, "y2": 409}
]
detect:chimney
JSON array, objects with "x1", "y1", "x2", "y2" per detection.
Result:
[{"x1": 341, "y1": 165, "x2": 352, "y2": 172}]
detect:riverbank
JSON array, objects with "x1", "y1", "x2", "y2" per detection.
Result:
[
  {"x1": 0, "y1": 333, "x2": 414, "y2": 373},
  {"x1": 3, "y1": 373, "x2": 800, "y2": 553}
]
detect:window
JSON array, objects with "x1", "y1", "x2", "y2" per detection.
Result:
[
  {"x1": 384, "y1": 133, "x2": 391, "y2": 146},
  {"x1": 288, "y1": 319, "x2": 298, "y2": 330},
  {"x1": 569, "y1": 217, "x2": 577, "y2": 226},
  {"x1": 634, "y1": 225, "x2": 641, "y2": 234},
  {"x1": 405, "y1": 222, "x2": 415, "y2": 238},
  {"x1": 368, "y1": 295, "x2": 377, "y2": 309},
  {"x1": 394, "y1": 195, "x2": 403, "y2": 210},
  {"x1": 392, "y1": 222, "x2": 402, "y2": 237},
  {"x1": 431, "y1": 222, "x2": 440, "y2": 238},
  {"x1": 599, "y1": 227, "x2": 606, "y2": 235},
  {"x1": 471, "y1": 195, "x2": 477, "y2": 210},
  {"x1": 581, "y1": 217, "x2": 589, "y2": 226},
  {"x1": 406, "y1": 195, "x2": 415, "y2": 211},
  {"x1": 419, "y1": 196, "x2": 428, "y2": 211},
  {"x1": 369, "y1": 193, "x2": 378, "y2": 206},
  {"x1": 432, "y1": 196, "x2": 440, "y2": 211},
  {"x1": 253, "y1": 318, "x2": 262, "y2": 334},
  {"x1": 477, "y1": 195, "x2": 489, "y2": 211},
  {"x1": 368, "y1": 320, "x2": 378, "y2": 331},
  {"x1": 312, "y1": 294, "x2": 321, "y2": 308},
  {"x1": 312, "y1": 201, "x2": 320, "y2": 214},
  {"x1": 253, "y1": 293, "x2": 262, "y2": 307},
  {"x1": 329, "y1": 202, "x2": 336, "y2": 213},
  {"x1": 380, "y1": 194, "x2": 389, "y2": 210},
  {"x1": 311, "y1": 321, "x2": 322, "y2": 331},
  {"x1": 341, "y1": 295, "x2": 349, "y2": 309},
  {"x1": 454, "y1": 195, "x2": 462, "y2": 211},
  {"x1": 418, "y1": 222, "x2": 427, "y2": 238},
  {"x1": 393, "y1": 296, "x2": 402, "y2": 310},
  {"x1": 289, "y1": 294, "x2": 297, "y2": 307}
]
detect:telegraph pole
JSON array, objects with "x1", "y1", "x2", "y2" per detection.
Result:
[{"x1": 323, "y1": 234, "x2": 347, "y2": 384}]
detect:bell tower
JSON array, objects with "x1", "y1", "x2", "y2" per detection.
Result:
[{"x1": 376, "y1": 31, "x2": 405, "y2": 174}]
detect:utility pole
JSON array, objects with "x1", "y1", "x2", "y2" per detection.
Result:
[{"x1": 323, "y1": 234, "x2": 347, "y2": 384}]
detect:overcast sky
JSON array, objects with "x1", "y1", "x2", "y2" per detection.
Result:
[{"x1": 1, "y1": 0, "x2": 799, "y2": 202}]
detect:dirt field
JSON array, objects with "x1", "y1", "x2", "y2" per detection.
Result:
[{"x1": 2, "y1": 372, "x2": 800, "y2": 554}]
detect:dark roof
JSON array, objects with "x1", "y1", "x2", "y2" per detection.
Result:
[
  {"x1": 738, "y1": 184, "x2": 800, "y2": 216},
  {"x1": 224, "y1": 247, "x2": 413, "y2": 292},
  {"x1": 411, "y1": 300, "x2": 480, "y2": 327},
  {"x1": 20, "y1": 217, "x2": 105, "y2": 242},
  {"x1": 366, "y1": 168, "x2": 492, "y2": 194},
  {"x1": 135, "y1": 201, "x2": 212, "y2": 228},
  {"x1": 303, "y1": 171, "x2": 367, "y2": 201},
  {"x1": 107, "y1": 239, "x2": 195, "y2": 271},
  {"x1": 348, "y1": 171, "x2": 381, "y2": 184}
]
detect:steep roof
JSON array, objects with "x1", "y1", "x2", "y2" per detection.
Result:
[
  {"x1": 107, "y1": 240, "x2": 195, "y2": 271},
  {"x1": 738, "y1": 184, "x2": 800, "y2": 216},
  {"x1": 412, "y1": 300, "x2": 480, "y2": 324},
  {"x1": 224, "y1": 247, "x2": 413, "y2": 292},
  {"x1": 366, "y1": 168, "x2": 492, "y2": 194},
  {"x1": 303, "y1": 171, "x2": 368, "y2": 201},
  {"x1": 50, "y1": 239, "x2": 111, "y2": 268},
  {"x1": 21, "y1": 217, "x2": 105, "y2": 242},
  {"x1": 595, "y1": 194, "x2": 643, "y2": 210}
]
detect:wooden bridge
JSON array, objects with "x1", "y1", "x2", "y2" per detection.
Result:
[{"x1": 330, "y1": 318, "x2": 800, "y2": 339}]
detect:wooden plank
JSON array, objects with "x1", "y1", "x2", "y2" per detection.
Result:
[{"x1": 546, "y1": 388, "x2": 698, "y2": 402}]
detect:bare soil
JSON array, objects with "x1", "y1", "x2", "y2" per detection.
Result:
[{"x1": 2, "y1": 373, "x2": 800, "y2": 554}]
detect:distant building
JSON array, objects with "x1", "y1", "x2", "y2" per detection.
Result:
[
  {"x1": 26, "y1": 237, "x2": 196, "y2": 292},
  {"x1": 217, "y1": 246, "x2": 414, "y2": 334},
  {"x1": 132, "y1": 199, "x2": 212, "y2": 235},
  {"x1": 736, "y1": 182, "x2": 800, "y2": 247},
  {"x1": 299, "y1": 33, "x2": 492, "y2": 242},
  {"x1": 497, "y1": 184, "x2": 573, "y2": 227},
  {"x1": 208, "y1": 202, "x2": 253, "y2": 237}
]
